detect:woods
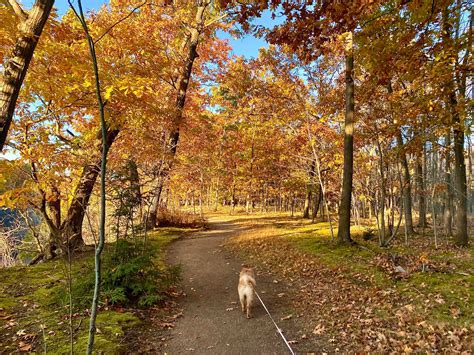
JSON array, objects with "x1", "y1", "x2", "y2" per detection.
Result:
[{"x1": 0, "y1": 0, "x2": 472, "y2": 353}]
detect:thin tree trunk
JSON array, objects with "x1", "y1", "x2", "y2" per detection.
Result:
[
  {"x1": 312, "y1": 184, "x2": 322, "y2": 223},
  {"x1": 45, "y1": 186, "x2": 61, "y2": 258},
  {"x1": 376, "y1": 140, "x2": 386, "y2": 246},
  {"x1": 147, "y1": 179, "x2": 164, "y2": 228},
  {"x1": 61, "y1": 129, "x2": 119, "y2": 251},
  {"x1": 432, "y1": 185, "x2": 438, "y2": 248},
  {"x1": 303, "y1": 190, "x2": 312, "y2": 218},
  {"x1": 337, "y1": 31, "x2": 354, "y2": 244},
  {"x1": 416, "y1": 148, "x2": 427, "y2": 228},
  {"x1": 69, "y1": 1, "x2": 112, "y2": 352},
  {"x1": 444, "y1": 133, "x2": 453, "y2": 236},
  {"x1": 154, "y1": 1, "x2": 211, "y2": 201},
  {"x1": 451, "y1": 106, "x2": 468, "y2": 246},
  {"x1": 396, "y1": 131, "x2": 415, "y2": 235},
  {"x1": 0, "y1": 0, "x2": 55, "y2": 150}
]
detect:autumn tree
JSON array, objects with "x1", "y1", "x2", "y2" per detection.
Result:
[{"x1": 0, "y1": 0, "x2": 55, "y2": 151}]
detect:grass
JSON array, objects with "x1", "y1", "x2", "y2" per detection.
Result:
[
  {"x1": 291, "y1": 225, "x2": 472, "y2": 327},
  {"x1": 226, "y1": 213, "x2": 473, "y2": 330},
  {"x1": 0, "y1": 228, "x2": 183, "y2": 353}
]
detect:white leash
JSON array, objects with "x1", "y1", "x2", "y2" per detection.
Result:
[{"x1": 254, "y1": 290, "x2": 296, "y2": 355}]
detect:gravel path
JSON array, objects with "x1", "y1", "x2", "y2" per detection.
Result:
[{"x1": 163, "y1": 218, "x2": 304, "y2": 354}]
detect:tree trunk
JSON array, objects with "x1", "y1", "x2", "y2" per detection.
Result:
[
  {"x1": 444, "y1": 133, "x2": 453, "y2": 236},
  {"x1": 443, "y1": 7, "x2": 469, "y2": 246},
  {"x1": 0, "y1": 0, "x2": 55, "y2": 151},
  {"x1": 48, "y1": 186, "x2": 61, "y2": 228},
  {"x1": 127, "y1": 159, "x2": 141, "y2": 204},
  {"x1": 303, "y1": 190, "x2": 312, "y2": 218},
  {"x1": 376, "y1": 140, "x2": 386, "y2": 246},
  {"x1": 46, "y1": 186, "x2": 61, "y2": 257},
  {"x1": 154, "y1": 1, "x2": 211, "y2": 200},
  {"x1": 312, "y1": 184, "x2": 322, "y2": 222},
  {"x1": 416, "y1": 148, "x2": 427, "y2": 228},
  {"x1": 147, "y1": 178, "x2": 164, "y2": 228},
  {"x1": 451, "y1": 101, "x2": 468, "y2": 246},
  {"x1": 396, "y1": 131, "x2": 415, "y2": 235},
  {"x1": 337, "y1": 32, "x2": 354, "y2": 244},
  {"x1": 61, "y1": 129, "x2": 119, "y2": 251}
]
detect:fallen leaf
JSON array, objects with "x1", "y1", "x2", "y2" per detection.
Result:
[
  {"x1": 313, "y1": 324, "x2": 325, "y2": 335},
  {"x1": 18, "y1": 342, "x2": 32, "y2": 352}
]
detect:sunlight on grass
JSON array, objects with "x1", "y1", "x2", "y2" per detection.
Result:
[
  {"x1": 227, "y1": 212, "x2": 473, "y2": 329},
  {"x1": 0, "y1": 228, "x2": 183, "y2": 353}
]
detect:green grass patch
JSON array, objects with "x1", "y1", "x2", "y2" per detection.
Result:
[
  {"x1": 285, "y1": 221, "x2": 471, "y2": 327},
  {"x1": 234, "y1": 214, "x2": 473, "y2": 330},
  {"x1": 0, "y1": 228, "x2": 183, "y2": 353}
]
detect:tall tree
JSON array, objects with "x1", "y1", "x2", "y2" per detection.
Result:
[
  {"x1": 337, "y1": 31, "x2": 355, "y2": 244},
  {"x1": 396, "y1": 131, "x2": 415, "y2": 235},
  {"x1": 0, "y1": 0, "x2": 54, "y2": 151},
  {"x1": 148, "y1": 0, "x2": 213, "y2": 226},
  {"x1": 443, "y1": 5, "x2": 469, "y2": 246}
]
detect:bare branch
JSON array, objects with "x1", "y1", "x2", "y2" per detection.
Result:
[
  {"x1": 7, "y1": 0, "x2": 28, "y2": 21},
  {"x1": 205, "y1": 13, "x2": 227, "y2": 28},
  {"x1": 94, "y1": 1, "x2": 149, "y2": 44}
]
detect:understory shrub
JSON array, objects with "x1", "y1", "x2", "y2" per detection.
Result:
[
  {"x1": 156, "y1": 207, "x2": 206, "y2": 228},
  {"x1": 61, "y1": 239, "x2": 180, "y2": 308}
]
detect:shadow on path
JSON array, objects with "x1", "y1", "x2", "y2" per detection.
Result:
[{"x1": 163, "y1": 217, "x2": 301, "y2": 354}]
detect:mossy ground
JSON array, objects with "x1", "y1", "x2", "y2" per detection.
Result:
[
  {"x1": 280, "y1": 219, "x2": 473, "y2": 329},
  {"x1": 224, "y1": 212, "x2": 473, "y2": 349},
  {"x1": 0, "y1": 228, "x2": 183, "y2": 353}
]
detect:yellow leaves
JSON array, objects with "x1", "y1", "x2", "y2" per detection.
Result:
[
  {"x1": 132, "y1": 88, "x2": 144, "y2": 98},
  {"x1": 339, "y1": 31, "x2": 353, "y2": 53},
  {"x1": 0, "y1": 187, "x2": 30, "y2": 208},
  {"x1": 118, "y1": 84, "x2": 145, "y2": 98},
  {"x1": 104, "y1": 85, "x2": 114, "y2": 100},
  {"x1": 65, "y1": 83, "x2": 80, "y2": 94}
]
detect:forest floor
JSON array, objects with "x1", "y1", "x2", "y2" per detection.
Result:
[
  {"x1": 0, "y1": 228, "x2": 182, "y2": 353},
  {"x1": 1, "y1": 213, "x2": 472, "y2": 353},
  {"x1": 140, "y1": 212, "x2": 472, "y2": 353},
  {"x1": 160, "y1": 217, "x2": 327, "y2": 354},
  {"x1": 221, "y1": 212, "x2": 473, "y2": 352}
]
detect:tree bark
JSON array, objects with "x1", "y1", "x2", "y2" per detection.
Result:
[
  {"x1": 45, "y1": 186, "x2": 61, "y2": 258},
  {"x1": 148, "y1": 1, "x2": 210, "y2": 226},
  {"x1": 312, "y1": 183, "x2": 322, "y2": 222},
  {"x1": 451, "y1": 98, "x2": 468, "y2": 246},
  {"x1": 304, "y1": 160, "x2": 316, "y2": 218},
  {"x1": 376, "y1": 139, "x2": 386, "y2": 246},
  {"x1": 48, "y1": 186, "x2": 61, "y2": 227},
  {"x1": 303, "y1": 190, "x2": 312, "y2": 218},
  {"x1": 396, "y1": 131, "x2": 415, "y2": 235},
  {"x1": 443, "y1": 7, "x2": 468, "y2": 246},
  {"x1": 416, "y1": 147, "x2": 427, "y2": 228},
  {"x1": 0, "y1": 0, "x2": 55, "y2": 151},
  {"x1": 337, "y1": 32, "x2": 354, "y2": 244},
  {"x1": 61, "y1": 129, "x2": 119, "y2": 251},
  {"x1": 147, "y1": 178, "x2": 164, "y2": 228},
  {"x1": 444, "y1": 133, "x2": 453, "y2": 236}
]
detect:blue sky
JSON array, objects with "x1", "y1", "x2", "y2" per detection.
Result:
[
  {"x1": 1, "y1": 1, "x2": 276, "y2": 160},
  {"x1": 21, "y1": 0, "x2": 275, "y2": 58}
]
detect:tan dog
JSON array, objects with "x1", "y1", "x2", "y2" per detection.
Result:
[{"x1": 238, "y1": 267, "x2": 256, "y2": 319}]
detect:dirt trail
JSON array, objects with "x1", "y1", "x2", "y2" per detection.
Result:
[{"x1": 163, "y1": 217, "x2": 312, "y2": 354}]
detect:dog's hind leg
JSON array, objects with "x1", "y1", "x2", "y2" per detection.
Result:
[
  {"x1": 246, "y1": 298, "x2": 252, "y2": 319},
  {"x1": 240, "y1": 294, "x2": 246, "y2": 313}
]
